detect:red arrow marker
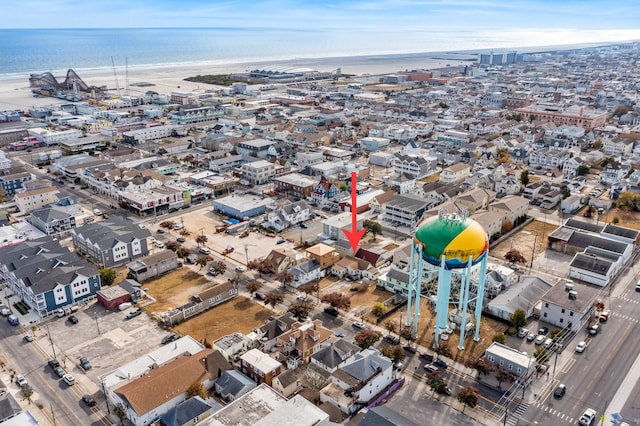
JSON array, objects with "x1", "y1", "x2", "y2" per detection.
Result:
[{"x1": 342, "y1": 171, "x2": 366, "y2": 253}]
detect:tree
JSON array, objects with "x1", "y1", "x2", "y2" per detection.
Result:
[
  {"x1": 176, "y1": 247, "x2": 191, "y2": 258},
  {"x1": 195, "y1": 256, "x2": 209, "y2": 269},
  {"x1": 275, "y1": 271, "x2": 294, "y2": 289},
  {"x1": 504, "y1": 249, "x2": 526, "y2": 264},
  {"x1": 186, "y1": 381, "x2": 208, "y2": 399},
  {"x1": 399, "y1": 325, "x2": 415, "y2": 344},
  {"x1": 577, "y1": 164, "x2": 590, "y2": 176},
  {"x1": 160, "y1": 221, "x2": 174, "y2": 231},
  {"x1": 561, "y1": 185, "x2": 571, "y2": 199},
  {"x1": 246, "y1": 281, "x2": 262, "y2": 295},
  {"x1": 99, "y1": 268, "x2": 117, "y2": 286},
  {"x1": 288, "y1": 302, "x2": 313, "y2": 320},
  {"x1": 471, "y1": 358, "x2": 493, "y2": 377},
  {"x1": 299, "y1": 281, "x2": 319, "y2": 299},
  {"x1": 166, "y1": 241, "x2": 180, "y2": 252},
  {"x1": 501, "y1": 220, "x2": 513, "y2": 234},
  {"x1": 426, "y1": 372, "x2": 447, "y2": 395},
  {"x1": 113, "y1": 403, "x2": 127, "y2": 423},
  {"x1": 209, "y1": 260, "x2": 227, "y2": 275},
  {"x1": 265, "y1": 292, "x2": 284, "y2": 308},
  {"x1": 380, "y1": 344, "x2": 405, "y2": 364},
  {"x1": 520, "y1": 170, "x2": 529, "y2": 186},
  {"x1": 495, "y1": 368, "x2": 516, "y2": 389},
  {"x1": 385, "y1": 320, "x2": 397, "y2": 336},
  {"x1": 195, "y1": 235, "x2": 208, "y2": 247},
  {"x1": 364, "y1": 220, "x2": 383, "y2": 241},
  {"x1": 372, "y1": 302, "x2": 386, "y2": 317},
  {"x1": 614, "y1": 105, "x2": 629, "y2": 117},
  {"x1": 321, "y1": 292, "x2": 351, "y2": 310},
  {"x1": 354, "y1": 328, "x2": 381, "y2": 349},
  {"x1": 457, "y1": 387, "x2": 479, "y2": 412},
  {"x1": 257, "y1": 258, "x2": 274, "y2": 275},
  {"x1": 509, "y1": 309, "x2": 528, "y2": 329},
  {"x1": 492, "y1": 333, "x2": 506, "y2": 344}
]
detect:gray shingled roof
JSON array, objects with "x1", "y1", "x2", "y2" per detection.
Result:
[
  {"x1": 157, "y1": 396, "x2": 218, "y2": 426},
  {"x1": 603, "y1": 223, "x2": 639, "y2": 240},
  {"x1": 74, "y1": 216, "x2": 151, "y2": 249},
  {"x1": 566, "y1": 232, "x2": 627, "y2": 254},
  {"x1": 311, "y1": 339, "x2": 360, "y2": 370},
  {"x1": 570, "y1": 253, "x2": 614, "y2": 275}
]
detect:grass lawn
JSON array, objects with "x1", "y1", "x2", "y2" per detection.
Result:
[
  {"x1": 173, "y1": 296, "x2": 273, "y2": 343},
  {"x1": 143, "y1": 269, "x2": 211, "y2": 313}
]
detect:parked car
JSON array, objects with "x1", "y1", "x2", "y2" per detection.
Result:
[
  {"x1": 576, "y1": 341, "x2": 587, "y2": 353},
  {"x1": 198, "y1": 247, "x2": 211, "y2": 255},
  {"x1": 23, "y1": 334, "x2": 33, "y2": 342},
  {"x1": 424, "y1": 364, "x2": 439, "y2": 373},
  {"x1": 276, "y1": 239, "x2": 286, "y2": 245},
  {"x1": 419, "y1": 352, "x2": 434, "y2": 362},
  {"x1": 403, "y1": 345, "x2": 417, "y2": 353},
  {"x1": 589, "y1": 323, "x2": 600, "y2": 335},
  {"x1": 54, "y1": 366, "x2": 66, "y2": 378},
  {"x1": 433, "y1": 359, "x2": 448, "y2": 369},
  {"x1": 579, "y1": 408, "x2": 596, "y2": 425},
  {"x1": 156, "y1": 228, "x2": 165, "y2": 234},
  {"x1": 79, "y1": 357, "x2": 92, "y2": 371},
  {"x1": 161, "y1": 333, "x2": 180, "y2": 345},
  {"x1": 538, "y1": 327, "x2": 549, "y2": 335},
  {"x1": 125, "y1": 308, "x2": 143, "y2": 320},
  {"x1": 300, "y1": 223, "x2": 308, "y2": 229},
  {"x1": 352, "y1": 321, "x2": 365, "y2": 329},
  {"x1": 62, "y1": 374, "x2": 75, "y2": 386},
  {"x1": 177, "y1": 237, "x2": 186, "y2": 243},
  {"x1": 207, "y1": 268, "x2": 219, "y2": 276},
  {"x1": 7, "y1": 315, "x2": 19, "y2": 326},
  {"x1": 534, "y1": 334, "x2": 546, "y2": 345},
  {"x1": 48, "y1": 359, "x2": 60, "y2": 369},
  {"x1": 82, "y1": 394, "x2": 97, "y2": 407},
  {"x1": 16, "y1": 375, "x2": 27, "y2": 388},
  {"x1": 553, "y1": 384, "x2": 566, "y2": 398},
  {"x1": 67, "y1": 315, "x2": 79, "y2": 324},
  {"x1": 383, "y1": 335, "x2": 400, "y2": 345},
  {"x1": 517, "y1": 328, "x2": 529, "y2": 338},
  {"x1": 543, "y1": 338, "x2": 554, "y2": 349},
  {"x1": 235, "y1": 265, "x2": 246, "y2": 273},
  {"x1": 636, "y1": 280, "x2": 640, "y2": 292},
  {"x1": 324, "y1": 306, "x2": 339, "y2": 317},
  {"x1": 526, "y1": 332, "x2": 536, "y2": 342},
  {"x1": 335, "y1": 332, "x2": 346, "y2": 338}
]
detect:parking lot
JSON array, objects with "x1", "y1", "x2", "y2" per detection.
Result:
[{"x1": 42, "y1": 301, "x2": 169, "y2": 382}]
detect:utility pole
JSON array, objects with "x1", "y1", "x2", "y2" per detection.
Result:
[
  {"x1": 244, "y1": 244, "x2": 249, "y2": 265},
  {"x1": 95, "y1": 316, "x2": 101, "y2": 336},
  {"x1": 50, "y1": 404, "x2": 57, "y2": 426},
  {"x1": 529, "y1": 234, "x2": 538, "y2": 272},
  {"x1": 46, "y1": 325, "x2": 56, "y2": 359}
]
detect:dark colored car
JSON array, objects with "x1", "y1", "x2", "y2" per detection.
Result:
[
  {"x1": 553, "y1": 384, "x2": 566, "y2": 398},
  {"x1": 68, "y1": 315, "x2": 79, "y2": 324},
  {"x1": 177, "y1": 237, "x2": 186, "y2": 243},
  {"x1": 419, "y1": 352, "x2": 433, "y2": 362},
  {"x1": 403, "y1": 345, "x2": 416, "y2": 353},
  {"x1": 48, "y1": 358, "x2": 60, "y2": 369},
  {"x1": 434, "y1": 359, "x2": 448, "y2": 369},
  {"x1": 54, "y1": 366, "x2": 66, "y2": 378},
  {"x1": 79, "y1": 356, "x2": 92, "y2": 371},
  {"x1": 300, "y1": 223, "x2": 308, "y2": 229},
  {"x1": 383, "y1": 335, "x2": 400, "y2": 345},
  {"x1": 82, "y1": 394, "x2": 97, "y2": 407},
  {"x1": 156, "y1": 228, "x2": 165, "y2": 234},
  {"x1": 538, "y1": 327, "x2": 549, "y2": 335},
  {"x1": 161, "y1": 333, "x2": 180, "y2": 345},
  {"x1": 324, "y1": 306, "x2": 339, "y2": 317}
]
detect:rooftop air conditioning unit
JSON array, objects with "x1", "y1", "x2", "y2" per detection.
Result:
[
  {"x1": 568, "y1": 290, "x2": 577, "y2": 300},
  {"x1": 565, "y1": 283, "x2": 574, "y2": 292}
]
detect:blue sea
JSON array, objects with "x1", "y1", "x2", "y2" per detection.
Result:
[{"x1": 1, "y1": 28, "x2": 638, "y2": 79}]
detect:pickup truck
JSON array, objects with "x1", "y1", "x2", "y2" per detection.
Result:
[{"x1": 125, "y1": 308, "x2": 143, "y2": 320}]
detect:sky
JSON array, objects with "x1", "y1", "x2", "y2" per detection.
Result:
[{"x1": 3, "y1": 0, "x2": 640, "y2": 31}]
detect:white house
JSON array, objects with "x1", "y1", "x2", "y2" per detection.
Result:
[
  {"x1": 538, "y1": 281, "x2": 600, "y2": 332},
  {"x1": 320, "y1": 348, "x2": 395, "y2": 414},
  {"x1": 439, "y1": 162, "x2": 471, "y2": 184}
]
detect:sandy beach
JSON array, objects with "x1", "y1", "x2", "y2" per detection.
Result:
[{"x1": 0, "y1": 53, "x2": 473, "y2": 111}]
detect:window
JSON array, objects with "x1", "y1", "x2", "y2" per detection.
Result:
[
  {"x1": 569, "y1": 311, "x2": 574, "y2": 316},
  {"x1": 545, "y1": 302, "x2": 549, "y2": 308},
  {"x1": 561, "y1": 308, "x2": 565, "y2": 314},
  {"x1": 543, "y1": 313, "x2": 547, "y2": 318},
  {"x1": 559, "y1": 318, "x2": 564, "y2": 323}
]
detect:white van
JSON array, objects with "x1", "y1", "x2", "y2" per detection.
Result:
[{"x1": 93, "y1": 208, "x2": 102, "y2": 216}]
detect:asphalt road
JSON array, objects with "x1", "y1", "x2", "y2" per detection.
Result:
[{"x1": 0, "y1": 313, "x2": 110, "y2": 426}]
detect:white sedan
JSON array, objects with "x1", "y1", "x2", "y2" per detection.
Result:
[{"x1": 575, "y1": 341, "x2": 587, "y2": 353}]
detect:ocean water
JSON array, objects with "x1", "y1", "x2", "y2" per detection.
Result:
[{"x1": 1, "y1": 28, "x2": 638, "y2": 79}]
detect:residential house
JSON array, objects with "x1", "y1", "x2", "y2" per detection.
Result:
[
  {"x1": 320, "y1": 348, "x2": 395, "y2": 415},
  {"x1": 488, "y1": 196, "x2": 529, "y2": 228},
  {"x1": 242, "y1": 160, "x2": 276, "y2": 185},
  {"x1": 539, "y1": 281, "x2": 600, "y2": 332},
  {"x1": 236, "y1": 139, "x2": 275, "y2": 159},
  {"x1": 561, "y1": 195, "x2": 581, "y2": 213},
  {"x1": 562, "y1": 157, "x2": 586, "y2": 178},
  {"x1": 112, "y1": 349, "x2": 222, "y2": 426},
  {"x1": 482, "y1": 342, "x2": 536, "y2": 382},
  {"x1": 264, "y1": 248, "x2": 301, "y2": 274},
  {"x1": 331, "y1": 256, "x2": 375, "y2": 282},
  {"x1": 392, "y1": 154, "x2": 434, "y2": 179},
  {"x1": 494, "y1": 174, "x2": 521, "y2": 195},
  {"x1": 601, "y1": 162, "x2": 628, "y2": 186},
  {"x1": 214, "y1": 370, "x2": 257, "y2": 402},
  {"x1": 275, "y1": 319, "x2": 334, "y2": 368},
  {"x1": 389, "y1": 174, "x2": 416, "y2": 195},
  {"x1": 310, "y1": 339, "x2": 361, "y2": 373},
  {"x1": 273, "y1": 173, "x2": 316, "y2": 199},
  {"x1": 14, "y1": 186, "x2": 59, "y2": 213},
  {"x1": 265, "y1": 200, "x2": 311, "y2": 232},
  {"x1": 455, "y1": 188, "x2": 496, "y2": 215},
  {"x1": 272, "y1": 368, "x2": 301, "y2": 398},
  {"x1": 289, "y1": 259, "x2": 324, "y2": 288},
  {"x1": 127, "y1": 251, "x2": 180, "y2": 282},
  {"x1": 528, "y1": 148, "x2": 569, "y2": 170},
  {"x1": 0, "y1": 167, "x2": 35, "y2": 196},
  {"x1": 318, "y1": 212, "x2": 364, "y2": 243},
  {"x1": 71, "y1": 217, "x2": 152, "y2": 268},
  {"x1": 254, "y1": 312, "x2": 298, "y2": 353},
  {"x1": 439, "y1": 163, "x2": 471, "y2": 184},
  {"x1": 311, "y1": 177, "x2": 340, "y2": 205},
  {"x1": 472, "y1": 210, "x2": 504, "y2": 242},
  {"x1": 239, "y1": 348, "x2": 282, "y2": 386},
  {"x1": 213, "y1": 332, "x2": 253, "y2": 362},
  {"x1": 153, "y1": 396, "x2": 218, "y2": 426},
  {"x1": 383, "y1": 194, "x2": 428, "y2": 229},
  {"x1": 368, "y1": 190, "x2": 396, "y2": 214},
  {"x1": 305, "y1": 244, "x2": 340, "y2": 270},
  {"x1": 0, "y1": 236, "x2": 100, "y2": 317},
  {"x1": 163, "y1": 282, "x2": 238, "y2": 326},
  {"x1": 602, "y1": 137, "x2": 634, "y2": 157},
  {"x1": 27, "y1": 205, "x2": 77, "y2": 237}
]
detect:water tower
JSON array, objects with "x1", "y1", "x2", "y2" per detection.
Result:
[{"x1": 406, "y1": 210, "x2": 489, "y2": 350}]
